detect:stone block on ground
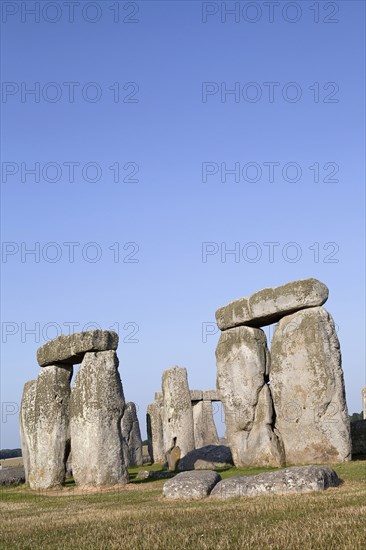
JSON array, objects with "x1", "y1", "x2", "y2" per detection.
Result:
[
  {"x1": 177, "y1": 445, "x2": 233, "y2": 471},
  {"x1": 210, "y1": 466, "x2": 340, "y2": 499},
  {"x1": 163, "y1": 470, "x2": 221, "y2": 499},
  {"x1": 0, "y1": 467, "x2": 25, "y2": 486}
]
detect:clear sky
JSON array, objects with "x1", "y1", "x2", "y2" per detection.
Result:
[{"x1": 1, "y1": 0, "x2": 365, "y2": 448}]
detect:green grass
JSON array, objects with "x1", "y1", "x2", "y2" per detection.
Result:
[{"x1": 1, "y1": 460, "x2": 365, "y2": 550}]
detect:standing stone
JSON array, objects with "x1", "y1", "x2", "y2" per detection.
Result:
[
  {"x1": 192, "y1": 400, "x2": 219, "y2": 448},
  {"x1": 70, "y1": 350, "x2": 128, "y2": 486},
  {"x1": 362, "y1": 387, "x2": 366, "y2": 420},
  {"x1": 162, "y1": 366, "x2": 195, "y2": 459},
  {"x1": 121, "y1": 402, "x2": 143, "y2": 467},
  {"x1": 271, "y1": 306, "x2": 351, "y2": 464},
  {"x1": 19, "y1": 380, "x2": 37, "y2": 483},
  {"x1": 20, "y1": 366, "x2": 73, "y2": 489},
  {"x1": 243, "y1": 384, "x2": 285, "y2": 466},
  {"x1": 146, "y1": 400, "x2": 165, "y2": 464},
  {"x1": 216, "y1": 326, "x2": 284, "y2": 467}
]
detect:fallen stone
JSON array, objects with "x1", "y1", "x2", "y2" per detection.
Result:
[
  {"x1": 162, "y1": 366, "x2": 195, "y2": 458},
  {"x1": 37, "y1": 330, "x2": 118, "y2": 367},
  {"x1": 136, "y1": 470, "x2": 175, "y2": 480},
  {"x1": 70, "y1": 350, "x2": 128, "y2": 486},
  {"x1": 271, "y1": 307, "x2": 351, "y2": 464},
  {"x1": 192, "y1": 400, "x2": 219, "y2": 448},
  {"x1": 163, "y1": 470, "x2": 221, "y2": 499},
  {"x1": 216, "y1": 326, "x2": 283, "y2": 467},
  {"x1": 216, "y1": 278, "x2": 329, "y2": 330},
  {"x1": 20, "y1": 366, "x2": 73, "y2": 490},
  {"x1": 121, "y1": 402, "x2": 143, "y2": 467},
  {"x1": 147, "y1": 401, "x2": 165, "y2": 464},
  {"x1": 178, "y1": 445, "x2": 233, "y2": 471},
  {"x1": 211, "y1": 466, "x2": 340, "y2": 499},
  {"x1": 0, "y1": 467, "x2": 25, "y2": 486}
]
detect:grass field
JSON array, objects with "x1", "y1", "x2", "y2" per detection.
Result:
[{"x1": 1, "y1": 460, "x2": 365, "y2": 550}]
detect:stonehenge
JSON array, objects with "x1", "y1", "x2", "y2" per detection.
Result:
[
  {"x1": 19, "y1": 278, "x2": 353, "y2": 491},
  {"x1": 216, "y1": 278, "x2": 351, "y2": 467},
  {"x1": 19, "y1": 330, "x2": 141, "y2": 489}
]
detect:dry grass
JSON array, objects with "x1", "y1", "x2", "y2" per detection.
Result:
[{"x1": 0, "y1": 461, "x2": 365, "y2": 550}]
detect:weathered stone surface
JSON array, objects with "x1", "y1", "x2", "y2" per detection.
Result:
[
  {"x1": 216, "y1": 278, "x2": 328, "y2": 330},
  {"x1": 154, "y1": 391, "x2": 163, "y2": 402},
  {"x1": 178, "y1": 445, "x2": 233, "y2": 471},
  {"x1": 166, "y1": 446, "x2": 181, "y2": 470},
  {"x1": 37, "y1": 330, "x2": 118, "y2": 367},
  {"x1": 202, "y1": 390, "x2": 220, "y2": 401},
  {"x1": 190, "y1": 390, "x2": 203, "y2": 401},
  {"x1": 162, "y1": 366, "x2": 195, "y2": 458},
  {"x1": 163, "y1": 470, "x2": 221, "y2": 499},
  {"x1": 19, "y1": 380, "x2": 37, "y2": 483},
  {"x1": 0, "y1": 467, "x2": 25, "y2": 486},
  {"x1": 271, "y1": 307, "x2": 351, "y2": 464},
  {"x1": 211, "y1": 466, "x2": 340, "y2": 499},
  {"x1": 20, "y1": 367, "x2": 73, "y2": 490},
  {"x1": 242, "y1": 384, "x2": 285, "y2": 467},
  {"x1": 192, "y1": 400, "x2": 219, "y2": 448},
  {"x1": 350, "y1": 420, "x2": 366, "y2": 456},
  {"x1": 70, "y1": 350, "x2": 128, "y2": 486},
  {"x1": 146, "y1": 401, "x2": 165, "y2": 464},
  {"x1": 216, "y1": 326, "x2": 283, "y2": 467},
  {"x1": 121, "y1": 402, "x2": 143, "y2": 467}
]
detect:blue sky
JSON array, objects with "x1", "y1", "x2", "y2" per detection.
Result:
[{"x1": 1, "y1": 0, "x2": 365, "y2": 447}]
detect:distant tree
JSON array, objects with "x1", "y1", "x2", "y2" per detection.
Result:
[{"x1": 349, "y1": 412, "x2": 363, "y2": 422}]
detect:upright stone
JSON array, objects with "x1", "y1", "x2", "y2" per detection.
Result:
[
  {"x1": 20, "y1": 366, "x2": 73, "y2": 489},
  {"x1": 362, "y1": 387, "x2": 366, "y2": 420},
  {"x1": 162, "y1": 366, "x2": 195, "y2": 459},
  {"x1": 192, "y1": 400, "x2": 219, "y2": 448},
  {"x1": 121, "y1": 402, "x2": 143, "y2": 467},
  {"x1": 146, "y1": 400, "x2": 165, "y2": 464},
  {"x1": 70, "y1": 350, "x2": 128, "y2": 486},
  {"x1": 271, "y1": 307, "x2": 351, "y2": 464},
  {"x1": 216, "y1": 326, "x2": 284, "y2": 467},
  {"x1": 19, "y1": 380, "x2": 37, "y2": 483}
]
